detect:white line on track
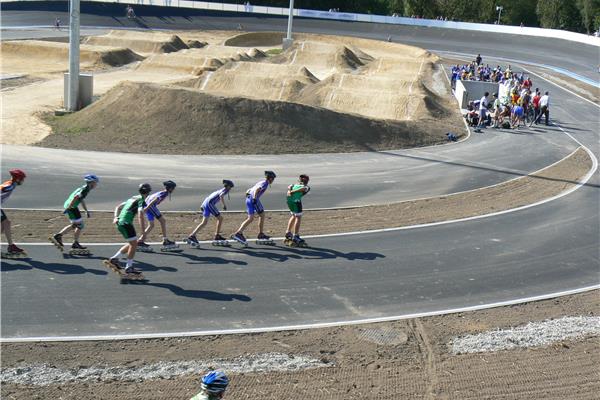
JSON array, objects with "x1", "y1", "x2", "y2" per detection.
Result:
[{"x1": 2, "y1": 285, "x2": 597, "y2": 342}]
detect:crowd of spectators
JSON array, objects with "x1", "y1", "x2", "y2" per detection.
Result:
[{"x1": 457, "y1": 55, "x2": 550, "y2": 130}]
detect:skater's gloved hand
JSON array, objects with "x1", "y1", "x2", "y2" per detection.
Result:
[
  {"x1": 223, "y1": 205, "x2": 227, "y2": 211},
  {"x1": 86, "y1": 211, "x2": 92, "y2": 218},
  {"x1": 62, "y1": 209, "x2": 68, "y2": 214}
]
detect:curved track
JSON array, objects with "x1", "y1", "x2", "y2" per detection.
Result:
[{"x1": 1, "y1": 5, "x2": 599, "y2": 340}]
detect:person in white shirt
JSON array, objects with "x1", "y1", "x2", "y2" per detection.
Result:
[
  {"x1": 477, "y1": 92, "x2": 490, "y2": 129},
  {"x1": 539, "y1": 91, "x2": 550, "y2": 125}
]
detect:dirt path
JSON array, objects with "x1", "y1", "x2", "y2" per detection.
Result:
[{"x1": 2, "y1": 290, "x2": 597, "y2": 399}]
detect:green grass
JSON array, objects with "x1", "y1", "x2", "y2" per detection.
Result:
[
  {"x1": 265, "y1": 48, "x2": 283, "y2": 56},
  {"x1": 41, "y1": 112, "x2": 91, "y2": 136}
]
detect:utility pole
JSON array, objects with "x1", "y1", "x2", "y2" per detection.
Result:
[
  {"x1": 67, "y1": 0, "x2": 80, "y2": 111},
  {"x1": 283, "y1": 0, "x2": 294, "y2": 49},
  {"x1": 496, "y1": 5, "x2": 503, "y2": 25}
]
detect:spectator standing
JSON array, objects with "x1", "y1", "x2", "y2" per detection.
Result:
[
  {"x1": 477, "y1": 92, "x2": 490, "y2": 130},
  {"x1": 476, "y1": 54, "x2": 482, "y2": 65},
  {"x1": 532, "y1": 89, "x2": 541, "y2": 123},
  {"x1": 539, "y1": 91, "x2": 550, "y2": 125}
]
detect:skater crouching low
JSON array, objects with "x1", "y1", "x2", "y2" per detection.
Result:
[
  {"x1": 51, "y1": 174, "x2": 99, "y2": 254},
  {"x1": 108, "y1": 183, "x2": 151, "y2": 275},
  {"x1": 1, "y1": 169, "x2": 27, "y2": 257},
  {"x1": 137, "y1": 180, "x2": 178, "y2": 252},
  {"x1": 231, "y1": 171, "x2": 276, "y2": 245},
  {"x1": 185, "y1": 179, "x2": 234, "y2": 247},
  {"x1": 285, "y1": 174, "x2": 310, "y2": 247}
]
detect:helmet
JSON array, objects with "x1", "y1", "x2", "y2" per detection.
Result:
[
  {"x1": 264, "y1": 170, "x2": 276, "y2": 179},
  {"x1": 138, "y1": 183, "x2": 152, "y2": 195},
  {"x1": 9, "y1": 169, "x2": 26, "y2": 181},
  {"x1": 223, "y1": 179, "x2": 234, "y2": 188},
  {"x1": 299, "y1": 174, "x2": 309, "y2": 185},
  {"x1": 163, "y1": 180, "x2": 177, "y2": 191},
  {"x1": 201, "y1": 370, "x2": 229, "y2": 395},
  {"x1": 84, "y1": 174, "x2": 99, "y2": 183}
]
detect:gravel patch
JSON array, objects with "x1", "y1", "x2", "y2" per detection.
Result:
[
  {"x1": 450, "y1": 316, "x2": 600, "y2": 354},
  {"x1": 0, "y1": 353, "x2": 328, "y2": 386}
]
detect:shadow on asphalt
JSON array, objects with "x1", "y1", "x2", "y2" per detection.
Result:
[
  {"x1": 1, "y1": 257, "x2": 107, "y2": 275},
  {"x1": 168, "y1": 251, "x2": 248, "y2": 266},
  {"x1": 125, "y1": 280, "x2": 252, "y2": 301},
  {"x1": 213, "y1": 245, "x2": 386, "y2": 263}
]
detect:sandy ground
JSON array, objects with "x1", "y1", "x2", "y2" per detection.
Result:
[
  {"x1": 2, "y1": 290, "x2": 598, "y2": 400},
  {"x1": 4, "y1": 147, "x2": 590, "y2": 243},
  {"x1": 1, "y1": 30, "x2": 459, "y2": 148}
]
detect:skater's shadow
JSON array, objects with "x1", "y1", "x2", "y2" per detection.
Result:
[
  {"x1": 284, "y1": 246, "x2": 386, "y2": 261},
  {"x1": 132, "y1": 281, "x2": 252, "y2": 301},
  {"x1": 9, "y1": 258, "x2": 107, "y2": 275},
  {"x1": 172, "y1": 251, "x2": 248, "y2": 266},
  {"x1": 135, "y1": 260, "x2": 178, "y2": 273},
  {"x1": 0, "y1": 260, "x2": 33, "y2": 272},
  {"x1": 216, "y1": 246, "x2": 301, "y2": 263},
  {"x1": 222, "y1": 246, "x2": 385, "y2": 263}
]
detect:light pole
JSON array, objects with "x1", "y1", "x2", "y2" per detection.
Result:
[
  {"x1": 67, "y1": 0, "x2": 80, "y2": 111},
  {"x1": 283, "y1": 0, "x2": 294, "y2": 49},
  {"x1": 496, "y1": 5, "x2": 503, "y2": 25}
]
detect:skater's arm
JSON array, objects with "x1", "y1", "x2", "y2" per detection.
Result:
[
  {"x1": 80, "y1": 199, "x2": 91, "y2": 217},
  {"x1": 138, "y1": 209, "x2": 146, "y2": 232},
  {"x1": 113, "y1": 202, "x2": 125, "y2": 223},
  {"x1": 143, "y1": 197, "x2": 159, "y2": 212}
]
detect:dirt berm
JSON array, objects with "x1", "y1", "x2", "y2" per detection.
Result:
[{"x1": 39, "y1": 81, "x2": 459, "y2": 154}]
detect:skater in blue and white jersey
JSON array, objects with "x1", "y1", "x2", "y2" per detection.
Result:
[
  {"x1": 231, "y1": 170, "x2": 276, "y2": 245},
  {"x1": 137, "y1": 180, "x2": 177, "y2": 250},
  {"x1": 185, "y1": 180, "x2": 234, "y2": 247}
]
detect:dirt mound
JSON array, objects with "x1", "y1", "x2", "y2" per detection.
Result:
[
  {"x1": 224, "y1": 32, "x2": 284, "y2": 47},
  {"x1": 200, "y1": 62, "x2": 320, "y2": 100},
  {"x1": 38, "y1": 81, "x2": 454, "y2": 154},
  {"x1": 0, "y1": 40, "x2": 142, "y2": 69},
  {"x1": 84, "y1": 30, "x2": 189, "y2": 54},
  {"x1": 136, "y1": 46, "x2": 266, "y2": 75},
  {"x1": 186, "y1": 40, "x2": 207, "y2": 49}
]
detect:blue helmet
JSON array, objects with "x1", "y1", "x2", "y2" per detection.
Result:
[
  {"x1": 84, "y1": 174, "x2": 99, "y2": 183},
  {"x1": 201, "y1": 370, "x2": 229, "y2": 394}
]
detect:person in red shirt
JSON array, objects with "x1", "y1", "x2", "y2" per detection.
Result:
[
  {"x1": 1, "y1": 169, "x2": 27, "y2": 257},
  {"x1": 532, "y1": 89, "x2": 541, "y2": 124}
]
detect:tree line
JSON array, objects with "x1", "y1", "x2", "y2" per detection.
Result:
[{"x1": 239, "y1": 0, "x2": 600, "y2": 34}]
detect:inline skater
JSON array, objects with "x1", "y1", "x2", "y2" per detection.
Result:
[
  {"x1": 190, "y1": 370, "x2": 229, "y2": 400},
  {"x1": 107, "y1": 183, "x2": 151, "y2": 275},
  {"x1": 137, "y1": 180, "x2": 178, "y2": 252},
  {"x1": 185, "y1": 180, "x2": 234, "y2": 247},
  {"x1": 231, "y1": 171, "x2": 276, "y2": 246},
  {"x1": 1, "y1": 169, "x2": 27, "y2": 257},
  {"x1": 50, "y1": 174, "x2": 99, "y2": 254},
  {"x1": 284, "y1": 174, "x2": 310, "y2": 247}
]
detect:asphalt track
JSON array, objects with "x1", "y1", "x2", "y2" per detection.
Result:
[{"x1": 1, "y1": 4, "x2": 599, "y2": 340}]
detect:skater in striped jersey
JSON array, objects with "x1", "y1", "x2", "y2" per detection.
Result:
[
  {"x1": 185, "y1": 180, "x2": 234, "y2": 247},
  {"x1": 1, "y1": 169, "x2": 27, "y2": 258}
]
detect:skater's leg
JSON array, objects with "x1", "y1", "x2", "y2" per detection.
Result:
[
  {"x1": 139, "y1": 220, "x2": 154, "y2": 241},
  {"x1": 214, "y1": 215, "x2": 223, "y2": 236},
  {"x1": 286, "y1": 215, "x2": 295, "y2": 234},
  {"x1": 157, "y1": 216, "x2": 167, "y2": 239},
  {"x1": 236, "y1": 214, "x2": 254, "y2": 234},
  {"x1": 58, "y1": 224, "x2": 74, "y2": 236},
  {"x1": 126, "y1": 240, "x2": 138, "y2": 266},
  {"x1": 1, "y1": 218, "x2": 14, "y2": 246},
  {"x1": 293, "y1": 216, "x2": 302, "y2": 235},
  {"x1": 190, "y1": 217, "x2": 209, "y2": 237},
  {"x1": 257, "y1": 212, "x2": 265, "y2": 234},
  {"x1": 73, "y1": 226, "x2": 82, "y2": 242}
]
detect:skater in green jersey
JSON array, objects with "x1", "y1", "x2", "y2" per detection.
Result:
[{"x1": 50, "y1": 174, "x2": 99, "y2": 253}]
